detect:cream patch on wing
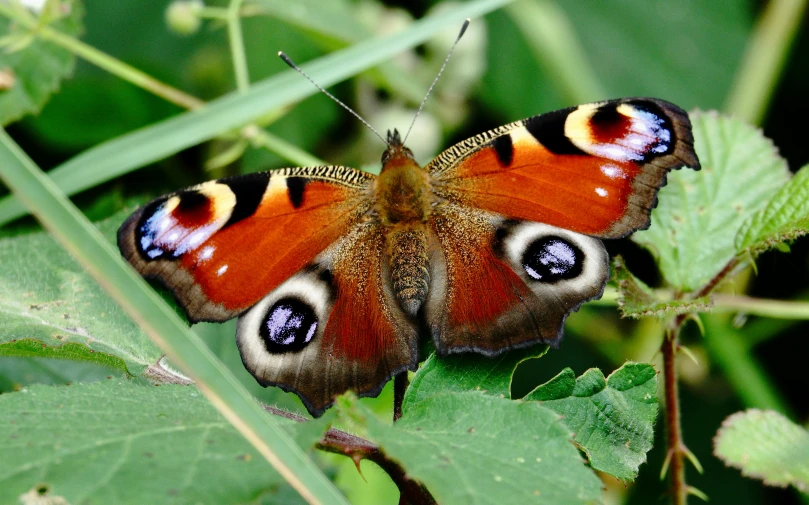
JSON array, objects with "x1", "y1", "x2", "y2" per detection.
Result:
[
  {"x1": 260, "y1": 173, "x2": 290, "y2": 203},
  {"x1": 564, "y1": 102, "x2": 672, "y2": 163},
  {"x1": 509, "y1": 125, "x2": 542, "y2": 147},
  {"x1": 563, "y1": 103, "x2": 599, "y2": 146}
]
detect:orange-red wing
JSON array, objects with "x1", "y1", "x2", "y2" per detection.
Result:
[
  {"x1": 236, "y1": 223, "x2": 418, "y2": 417},
  {"x1": 428, "y1": 98, "x2": 700, "y2": 238},
  {"x1": 425, "y1": 205, "x2": 609, "y2": 355},
  {"x1": 118, "y1": 166, "x2": 374, "y2": 322}
]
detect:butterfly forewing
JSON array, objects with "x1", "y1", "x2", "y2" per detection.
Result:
[
  {"x1": 427, "y1": 97, "x2": 700, "y2": 238},
  {"x1": 118, "y1": 166, "x2": 373, "y2": 322}
]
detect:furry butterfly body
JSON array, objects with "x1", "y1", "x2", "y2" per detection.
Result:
[{"x1": 119, "y1": 97, "x2": 700, "y2": 416}]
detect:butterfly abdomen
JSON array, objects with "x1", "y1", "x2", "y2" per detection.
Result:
[{"x1": 386, "y1": 226, "x2": 430, "y2": 316}]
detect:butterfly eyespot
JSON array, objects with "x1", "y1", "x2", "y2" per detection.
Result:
[
  {"x1": 135, "y1": 190, "x2": 220, "y2": 260},
  {"x1": 521, "y1": 236, "x2": 584, "y2": 282},
  {"x1": 260, "y1": 297, "x2": 319, "y2": 353}
]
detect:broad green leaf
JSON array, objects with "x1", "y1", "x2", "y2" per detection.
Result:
[
  {"x1": 0, "y1": 0, "x2": 515, "y2": 226},
  {"x1": 0, "y1": 215, "x2": 162, "y2": 376},
  {"x1": 714, "y1": 409, "x2": 809, "y2": 493},
  {"x1": 402, "y1": 346, "x2": 548, "y2": 410},
  {"x1": 0, "y1": 380, "x2": 309, "y2": 505},
  {"x1": 612, "y1": 256, "x2": 712, "y2": 318},
  {"x1": 632, "y1": 111, "x2": 790, "y2": 292},
  {"x1": 524, "y1": 363, "x2": 658, "y2": 481},
  {"x1": 0, "y1": 0, "x2": 83, "y2": 125},
  {"x1": 0, "y1": 356, "x2": 123, "y2": 392},
  {"x1": 0, "y1": 223, "x2": 162, "y2": 374},
  {"x1": 404, "y1": 348, "x2": 660, "y2": 481},
  {"x1": 340, "y1": 392, "x2": 603, "y2": 505},
  {"x1": 736, "y1": 164, "x2": 809, "y2": 257}
]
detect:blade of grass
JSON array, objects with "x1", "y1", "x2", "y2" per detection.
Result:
[
  {"x1": 724, "y1": 0, "x2": 807, "y2": 124},
  {"x1": 0, "y1": 0, "x2": 514, "y2": 227},
  {"x1": 0, "y1": 128, "x2": 350, "y2": 505},
  {"x1": 505, "y1": 0, "x2": 605, "y2": 104}
]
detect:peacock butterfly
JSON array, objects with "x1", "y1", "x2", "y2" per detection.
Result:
[{"x1": 118, "y1": 38, "x2": 700, "y2": 417}]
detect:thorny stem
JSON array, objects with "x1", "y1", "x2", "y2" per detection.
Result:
[
  {"x1": 662, "y1": 257, "x2": 739, "y2": 504},
  {"x1": 663, "y1": 314, "x2": 688, "y2": 505},
  {"x1": 264, "y1": 405, "x2": 436, "y2": 505}
]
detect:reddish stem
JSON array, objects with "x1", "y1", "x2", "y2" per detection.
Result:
[
  {"x1": 663, "y1": 316, "x2": 688, "y2": 505},
  {"x1": 263, "y1": 404, "x2": 435, "y2": 505},
  {"x1": 660, "y1": 257, "x2": 739, "y2": 504}
]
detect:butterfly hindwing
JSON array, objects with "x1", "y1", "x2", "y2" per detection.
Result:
[
  {"x1": 425, "y1": 204, "x2": 608, "y2": 354},
  {"x1": 237, "y1": 222, "x2": 419, "y2": 416},
  {"x1": 428, "y1": 97, "x2": 700, "y2": 238},
  {"x1": 118, "y1": 167, "x2": 373, "y2": 322}
]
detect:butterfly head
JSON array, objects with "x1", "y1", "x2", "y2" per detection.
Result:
[{"x1": 381, "y1": 129, "x2": 415, "y2": 168}]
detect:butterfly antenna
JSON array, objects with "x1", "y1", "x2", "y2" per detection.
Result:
[
  {"x1": 402, "y1": 18, "x2": 470, "y2": 145},
  {"x1": 278, "y1": 52, "x2": 388, "y2": 146}
]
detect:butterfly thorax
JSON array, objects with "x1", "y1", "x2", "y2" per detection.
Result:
[{"x1": 375, "y1": 132, "x2": 435, "y2": 226}]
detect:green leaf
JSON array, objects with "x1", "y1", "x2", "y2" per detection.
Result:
[
  {"x1": 0, "y1": 380, "x2": 310, "y2": 505},
  {"x1": 0, "y1": 0, "x2": 83, "y2": 125},
  {"x1": 0, "y1": 214, "x2": 163, "y2": 376},
  {"x1": 402, "y1": 346, "x2": 548, "y2": 409},
  {"x1": 714, "y1": 409, "x2": 809, "y2": 494},
  {"x1": 0, "y1": 0, "x2": 515, "y2": 226},
  {"x1": 340, "y1": 392, "x2": 603, "y2": 505},
  {"x1": 632, "y1": 111, "x2": 790, "y2": 292},
  {"x1": 404, "y1": 351, "x2": 659, "y2": 482},
  {"x1": 0, "y1": 356, "x2": 124, "y2": 393},
  {"x1": 524, "y1": 363, "x2": 658, "y2": 481},
  {"x1": 612, "y1": 256, "x2": 712, "y2": 318},
  {"x1": 736, "y1": 164, "x2": 809, "y2": 257}
]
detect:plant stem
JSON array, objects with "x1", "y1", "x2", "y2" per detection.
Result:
[
  {"x1": 0, "y1": 3, "x2": 204, "y2": 110},
  {"x1": 227, "y1": 0, "x2": 250, "y2": 93},
  {"x1": 724, "y1": 0, "x2": 808, "y2": 125},
  {"x1": 661, "y1": 259, "x2": 741, "y2": 504},
  {"x1": 200, "y1": 4, "x2": 267, "y2": 20},
  {"x1": 663, "y1": 315, "x2": 688, "y2": 505},
  {"x1": 265, "y1": 405, "x2": 436, "y2": 505},
  {"x1": 394, "y1": 372, "x2": 409, "y2": 422},
  {"x1": 711, "y1": 294, "x2": 809, "y2": 319}
]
